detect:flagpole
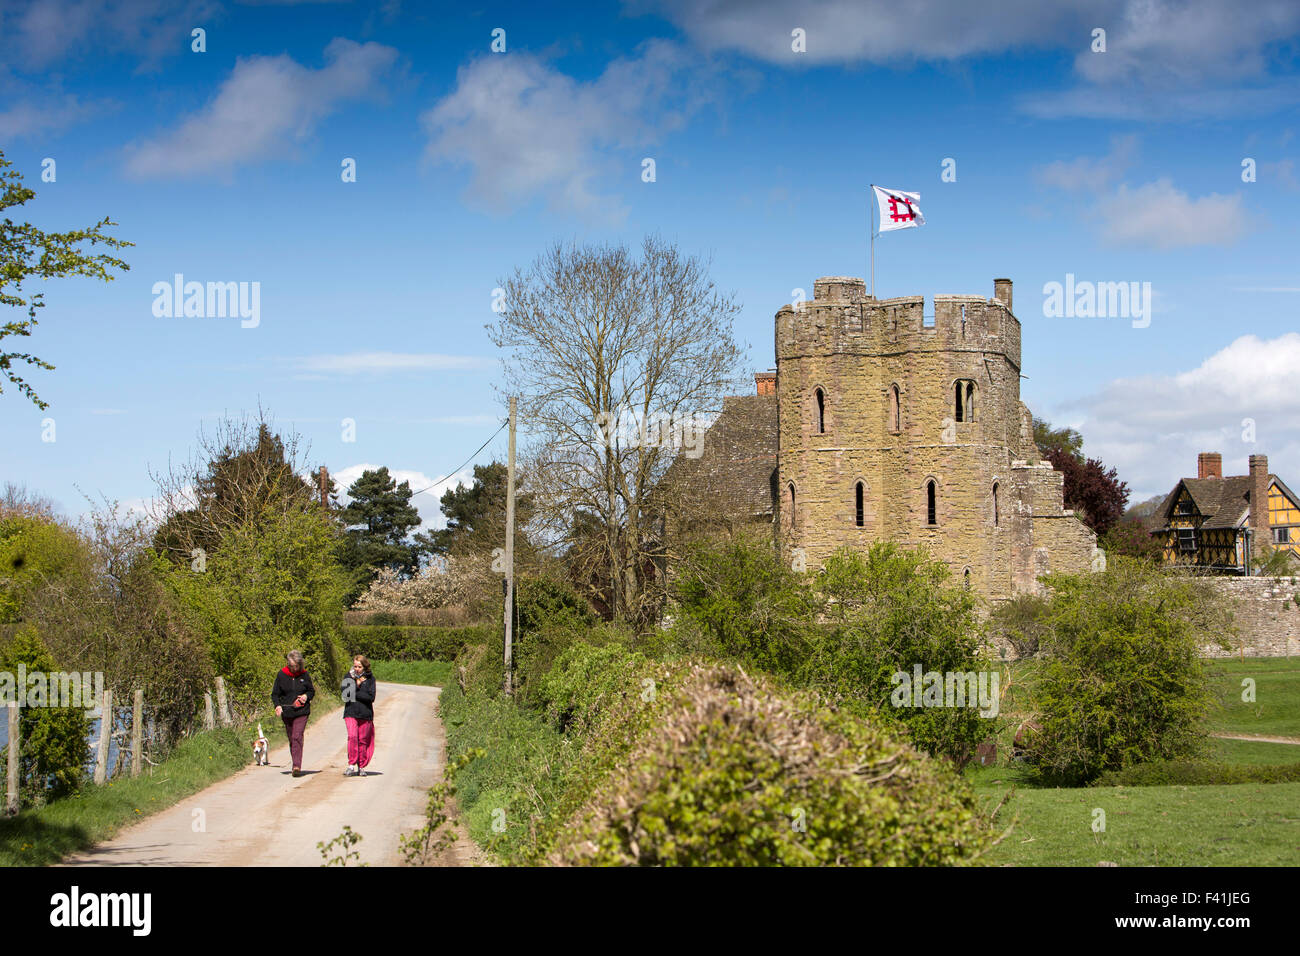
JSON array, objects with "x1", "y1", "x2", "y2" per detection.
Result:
[{"x1": 869, "y1": 184, "x2": 875, "y2": 298}]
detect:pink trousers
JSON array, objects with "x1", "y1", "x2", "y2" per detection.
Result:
[{"x1": 344, "y1": 716, "x2": 375, "y2": 769}]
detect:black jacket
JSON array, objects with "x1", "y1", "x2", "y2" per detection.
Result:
[
  {"x1": 271, "y1": 668, "x2": 315, "y2": 720},
  {"x1": 342, "y1": 670, "x2": 376, "y2": 721}
]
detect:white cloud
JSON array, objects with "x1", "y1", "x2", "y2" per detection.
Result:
[
  {"x1": 291, "y1": 352, "x2": 495, "y2": 375},
  {"x1": 0, "y1": 0, "x2": 220, "y2": 70},
  {"x1": 333, "y1": 463, "x2": 474, "y2": 531},
  {"x1": 1062, "y1": 333, "x2": 1300, "y2": 497},
  {"x1": 0, "y1": 89, "x2": 111, "y2": 139},
  {"x1": 1035, "y1": 141, "x2": 1250, "y2": 249},
  {"x1": 643, "y1": 0, "x2": 1300, "y2": 119},
  {"x1": 1035, "y1": 135, "x2": 1137, "y2": 192},
  {"x1": 124, "y1": 38, "x2": 398, "y2": 178},
  {"x1": 422, "y1": 40, "x2": 709, "y2": 221},
  {"x1": 1099, "y1": 179, "x2": 1247, "y2": 248}
]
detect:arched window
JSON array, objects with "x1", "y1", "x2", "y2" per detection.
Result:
[
  {"x1": 955, "y1": 379, "x2": 976, "y2": 423},
  {"x1": 890, "y1": 384, "x2": 901, "y2": 432},
  {"x1": 966, "y1": 381, "x2": 976, "y2": 422},
  {"x1": 815, "y1": 387, "x2": 826, "y2": 433},
  {"x1": 926, "y1": 480, "x2": 937, "y2": 526},
  {"x1": 963, "y1": 567, "x2": 971, "y2": 589},
  {"x1": 855, "y1": 481, "x2": 865, "y2": 527},
  {"x1": 954, "y1": 381, "x2": 964, "y2": 422},
  {"x1": 992, "y1": 482, "x2": 1000, "y2": 527}
]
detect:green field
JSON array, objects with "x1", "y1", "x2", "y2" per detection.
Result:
[
  {"x1": 968, "y1": 656, "x2": 1300, "y2": 866},
  {"x1": 369, "y1": 658, "x2": 455, "y2": 687}
]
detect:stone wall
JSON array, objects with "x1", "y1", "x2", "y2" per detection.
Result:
[{"x1": 1207, "y1": 576, "x2": 1300, "y2": 658}]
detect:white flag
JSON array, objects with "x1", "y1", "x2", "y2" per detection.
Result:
[{"x1": 872, "y1": 185, "x2": 925, "y2": 232}]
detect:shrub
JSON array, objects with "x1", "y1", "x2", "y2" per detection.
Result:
[
  {"x1": 987, "y1": 593, "x2": 1051, "y2": 659},
  {"x1": 548, "y1": 660, "x2": 989, "y2": 866},
  {"x1": 0, "y1": 626, "x2": 89, "y2": 805},
  {"x1": 1025, "y1": 558, "x2": 1230, "y2": 784},
  {"x1": 1093, "y1": 760, "x2": 1300, "y2": 788}
]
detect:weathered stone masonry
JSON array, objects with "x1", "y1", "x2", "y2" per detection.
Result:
[{"x1": 775, "y1": 276, "x2": 1099, "y2": 602}]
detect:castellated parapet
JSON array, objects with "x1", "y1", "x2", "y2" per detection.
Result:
[{"x1": 775, "y1": 276, "x2": 1098, "y2": 601}]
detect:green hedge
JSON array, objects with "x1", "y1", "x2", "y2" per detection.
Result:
[
  {"x1": 1093, "y1": 760, "x2": 1300, "y2": 788},
  {"x1": 342, "y1": 624, "x2": 492, "y2": 662}
]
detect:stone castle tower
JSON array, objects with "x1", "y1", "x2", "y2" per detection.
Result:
[{"x1": 775, "y1": 276, "x2": 1098, "y2": 600}]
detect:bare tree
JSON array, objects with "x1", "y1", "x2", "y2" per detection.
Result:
[{"x1": 489, "y1": 236, "x2": 744, "y2": 623}]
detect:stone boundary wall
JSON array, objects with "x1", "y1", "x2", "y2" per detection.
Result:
[{"x1": 1206, "y1": 576, "x2": 1300, "y2": 658}]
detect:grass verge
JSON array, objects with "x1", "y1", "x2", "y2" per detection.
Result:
[{"x1": 369, "y1": 659, "x2": 455, "y2": 687}]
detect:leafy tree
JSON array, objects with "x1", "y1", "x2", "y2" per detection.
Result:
[
  {"x1": 1044, "y1": 446, "x2": 1129, "y2": 535},
  {"x1": 168, "y1": 503, "x2": 348, "y2": 709},
  {"x1": 416, "y1": 462, "x2": 534, "y2": 561},
  {"x1": 1025, "y1": 558, "x2": 1229, "y2": 784},
  {"x1": 1099, "y1": 517, "x2": 1163, "y2": 563},
  {"x1": 1, "y1": 150, "x2": 131, "y2": 409},
  {"x1": 1032, "y1": 416, "x2": 1083, "y2": 461},
  {"x1": 0, "y1": 626, "x2": 89, "y2": 805},
  {"x1": 340, "y1": 467, "x2": 422, "y2": 599},
  {"x1": 152, "y1": 417, "x2": 317, "y2": 563}
]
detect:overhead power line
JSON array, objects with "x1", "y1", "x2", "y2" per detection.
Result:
[{"x1": 408, "y1": 416, "x2": 509, "y2": 496}]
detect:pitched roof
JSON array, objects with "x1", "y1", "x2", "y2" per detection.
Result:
[
  {"x1": 654, "y1": 394, "x2": 777, "y2": 521},
  {"x1": 1153, "y1": 475, "x2": 1256, "y2": 530}
]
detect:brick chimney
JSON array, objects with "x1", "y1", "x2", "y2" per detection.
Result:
[
  {"x1": 1197, "y1": 452, "x2": 1222, "y2": 479},
  {"x1": 993, "y1": 278, "x2": 1013, "y2": 311},
  {"x1": 755, "y1": 371, "x2": 776, "y2": 396},
  {"x1": 1249, "y1": 454, "x2": 1270, "y2": 561}
]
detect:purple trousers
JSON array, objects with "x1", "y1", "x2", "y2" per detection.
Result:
[
  {"x1": 345, "y1": 717, "x2": 375, "y2": 769},
  {"x1": 282, "y1": 714, "x2": 307, "y2": 769}
]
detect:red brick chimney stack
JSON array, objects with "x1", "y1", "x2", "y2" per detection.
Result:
[
  {"x1": 1197, "y1": 452, "x2": 1222, "y2": 479},
  {"x1": 755, "y1": 371, "x2": 776, "y2": 396},
  {"x1": 1249, "y1": 454, "x2": 1270, "y2": 562}
]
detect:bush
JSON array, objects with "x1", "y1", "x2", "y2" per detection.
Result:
[
  {"x1": 548, "y1": 660, "x2": 989, "y2": 866},
  {"x1": 1093, "y1": 760, "x2": 1300, "y2": 788},
  {"x1": 0, "y1": 626, "x2": 89, "y2": 805},
  {"x1": 670, "y1": 536, "x2": 995, "y2": 767},
  {"x1": 987, "y1": 593, "x2": 1051, "y2": 659},
  {"x1": 1025, "y1": 558, "x2": 1230, "y2": 784}
]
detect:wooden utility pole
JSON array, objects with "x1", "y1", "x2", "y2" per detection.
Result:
[
  {"x1": 503, "y1": 397, "x2": 516, "y2": 696},
  {"x1": 319, "y1": 465, "x2": 329, "y2": 509}
]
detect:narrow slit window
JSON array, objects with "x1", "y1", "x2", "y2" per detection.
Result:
[
  {"x1": 992, "y1": 482, "x2": 999, "y2": 527},
  {"x1": 855, "y1": 482, "x2": 864, "y2": 527},
  {"x1": 891, "y1": 385, "x2": 901, "y2": 432},
  {"x1": 954, "y1": 381, "x2": 964, "y2": 422},
  {"x1": 966, "y1": 381, "x2": 975, "y2": 422},
  {"x1": 963, "y1": 568, "x2": 971, "y2": 589},
  {"x1": 927, "y1": 480, "x2": 937, "y2": 526},
  {"x1": 815, "y1": 388, "x2": 826, "y2": 434},
  {"x1": 788, "y1": 483, "x2": 797, "y2": 530}
]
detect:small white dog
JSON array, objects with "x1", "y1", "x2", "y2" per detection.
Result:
[{"x1": 252, "y1": 723, "x2": 269, "y2": 766}]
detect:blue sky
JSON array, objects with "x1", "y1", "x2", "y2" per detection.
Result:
[{"x1": 2, "y1": 0, "x2": 1299, "y2": 530}]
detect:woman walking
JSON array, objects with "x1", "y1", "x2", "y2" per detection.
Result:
[
  {"x1": 271, "y1": 650, "x2": 315, "y2": 777},
  {"x1": 341, "y1": 655, "x2": 377, "y2": 777}
]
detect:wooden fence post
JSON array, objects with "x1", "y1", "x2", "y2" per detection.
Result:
[
  {"x1": 6, "y1": 702, "x2": 18, "y2": 816},
  {"x1": 203, "y1": 692, "x2": 215, "y2": 731},
  {"x1": 93, "y1": 688, "x2": 112, "y2": 785},
  {"x1": 214, "y1": 677, "x2": 231, "y2": 727},
  {"x1": 131, "y1": 689, "x2": 143, "y2": 778}
]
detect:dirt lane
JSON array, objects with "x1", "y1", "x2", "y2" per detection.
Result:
[{"x1": 62, "y1": 683, "x2": 451, "y2": 867}]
